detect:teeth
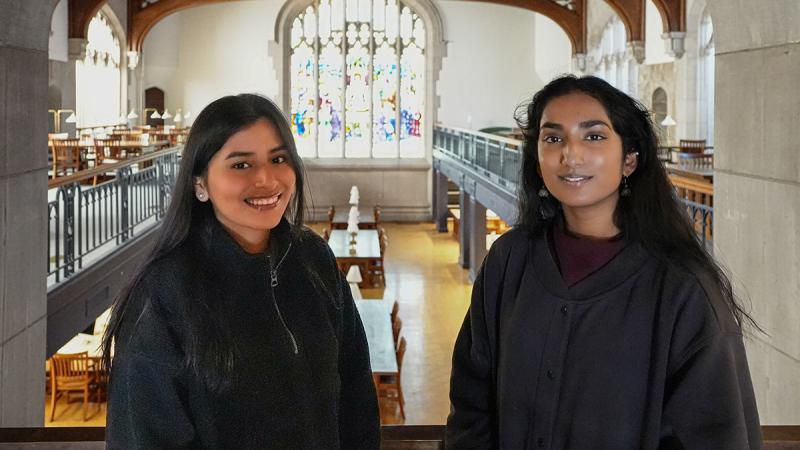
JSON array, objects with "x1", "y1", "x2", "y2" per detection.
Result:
[
  {"x1": 246, "y1": 194, "x2": 280, "y2": 206},
  {"x1": 563, "y1": 177, "x2": 588, "y2": 182}
]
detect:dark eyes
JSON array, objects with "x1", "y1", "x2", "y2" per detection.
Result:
[
  {"x1": 230, "y1": 155, "x2": 288, "y2": 169},
  {"x1": 541, "y1": 134, "x2": 606, "y2": 143}
]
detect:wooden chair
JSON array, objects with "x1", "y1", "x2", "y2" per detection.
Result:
[
  {"x1": 374, "y1": 205, "x2": 382, "y2": 224},
  {"x1": 94, "y1": 138, "x2": 123, "y2": 165},
  {"x1": 679, "y1": 139, "x2": 706, "y2": 154},
  {"x1": 49, "y1": 352, "x2": 98, "y2": 421},
  {"x1": 368, "y1": 228, "x2": 388, "y2": 286},
  {"x1": 50, "y1": 138, "x2": 83, "y2": 178},
  {"x1": 322, "y1": 227, "x2": 330, "y2": 241},
  {"x1": 392, "y1": 317, "x2": 402, "y2": 344},
  {"x1": 390, "y1": 301, "x2": 399, "y2": 327},
  {"x1": 376, "y1": 337, "x2": 407, "y2": 419},
  {"x1": 327, "y1": 206, "x2": 336, "y2": 230}
]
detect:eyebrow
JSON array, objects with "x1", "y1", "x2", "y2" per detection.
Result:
[
  {"x1": 540, "y1": 120, "x2": 611, "y2": 131},
  {"x1": 224, "y1": 146, "x2": 288, "y2": 160}
]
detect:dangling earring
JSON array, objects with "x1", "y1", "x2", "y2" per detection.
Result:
[
  {"x1": 538, "y1": 186, "x2": 550, "y2": 198},
  {"x1": 620, "y1": 176, "x2": 631, "y2": 197}
]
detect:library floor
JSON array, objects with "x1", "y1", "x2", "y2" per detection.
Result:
[{"x1": 45, "y1": 221, "x2": 474, "y2": 426}]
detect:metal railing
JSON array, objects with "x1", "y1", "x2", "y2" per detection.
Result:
[
  {"x1": 433, "y1": 124, "x2": 523, "y2": 189},
  {"x1": 47, "y1": 147, "x2": 181, "y2": 285}
]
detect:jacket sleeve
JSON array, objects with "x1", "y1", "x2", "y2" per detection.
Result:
[
  {"x1": 337, "y1": 274, "x2": 381, "y2": 450},
  {"x1": 106, "y1": 294, "x2": 198, "y2": 449},
  {"x1": 661, "y1": 331, "x2": 762, "y2": 450},
  {"x1": 446, "y1": 258, "x2": 497, "y2": 449}
]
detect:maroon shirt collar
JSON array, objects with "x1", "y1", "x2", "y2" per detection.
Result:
[{"x1": 550, "y1": 220, "x2": 626, "y2": 287}]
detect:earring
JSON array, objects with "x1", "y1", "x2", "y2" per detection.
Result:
[
  {"x1": 196, "y1": 191, "x2": 207, "y2": 201},
  {"x1": 538, "y1": 186, "x2": 550, "y2": 198},
  {"x1": 620, "y1": 176, "x2": 632, "y2": 197}
]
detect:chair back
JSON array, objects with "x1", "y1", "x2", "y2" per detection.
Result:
[
  {"x1": 392, "y1": 317, "x2": 402, "y2": 343},
  {"x1": 679, "y1": 139, "x2": 706, "y2": 153},
  {"x1": 94, "y1": 138, "x2": 123, "y2": 163},
  {"x1": 51, "y1": 352, "x2": 91, "y2": 387},
  {"x1": 322, "y1": 228, "x2": 330, "y2": 241},
  {"x1": 390, "y1": 301, "x2": 399, "y2": 325},
  {"x1": 374, "y1": 206, "x2": 382, "y2": 223},
  {"x1": 51, "y1": 139, "x2": 82, "y2": 174},
  {"x1": 396, "y1": 337, "x2": 407, "y2": 371}
]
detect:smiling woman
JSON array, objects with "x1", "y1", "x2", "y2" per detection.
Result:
[{"x1": 101, "y1": 94, "x2": 380, "y2": 449}]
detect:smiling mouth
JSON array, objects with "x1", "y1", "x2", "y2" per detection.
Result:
[
  {"x1": 244, "y1": 193, "x2": 282, "y2": 210},
  {"x1": 558, "y1": 175, "x2": 593, "y2": 185}
]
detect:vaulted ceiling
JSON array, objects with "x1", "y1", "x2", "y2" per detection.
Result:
[{"x1": 67, "y1": 0, "x2": 686, "y2": 57}]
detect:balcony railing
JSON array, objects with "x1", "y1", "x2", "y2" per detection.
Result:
[
  {"x1": 47, "y1": 147, "x2": 181, "y2": 286},
  {"x1": 433, "y1": 124, "x2": 523, "y2": 190}
]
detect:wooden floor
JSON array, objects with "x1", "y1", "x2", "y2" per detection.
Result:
[{"x1": 45, "y1": 221, "x2": 473, "y2": 426}]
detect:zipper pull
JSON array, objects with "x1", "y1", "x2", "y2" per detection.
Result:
[{"x1": 270, "y1": 269, "x2": 278, "y2": 287}]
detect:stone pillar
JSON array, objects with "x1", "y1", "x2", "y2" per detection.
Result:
[
  {"x1": 468, "y1": 197, "x2": 487, "y2": 282},
  {"x1": 458, "y1": 188, "x2": 471, "y2": 269},
  {"x1": 710, "y1": 0, "x2": 800, "y2": 424},
  {"x1": 0, "y1": 0, "x2": 58, "y2": 426},
  {"x1": 433, "y1": 169, "x2": 448, "y2": 232}
]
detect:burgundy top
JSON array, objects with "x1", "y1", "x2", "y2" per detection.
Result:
[{"x1": 551, "y1": 222, "x2": 626, "y2": 287}]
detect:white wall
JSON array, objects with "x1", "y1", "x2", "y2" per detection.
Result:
[
  {"x1": 48, "y1": 0, "x2": 67, "y2": 62},
  {"x1": 644, "y1": 0, "x2": 673, "y2": 65},
  {"x1": 436, "y1": 1, "x2": 571, "y2": 130},
  {"x1": 143, "y1": 1, "x2": 282, "y2": 118}
]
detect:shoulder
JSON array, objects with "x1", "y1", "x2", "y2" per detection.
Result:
[
  {"x1": 482, "y1": 227, "x2": 535, "y2": 275},
  {"x1": 290, "y1": 225, "x2": 338, "y2": 268}
]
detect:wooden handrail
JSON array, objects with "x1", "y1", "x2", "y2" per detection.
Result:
[
  {"x1": 669, "y1": 174, "x2": 714, "y2": 196},
  {"x1": 48, "y1": 146, "x2": 182, "y2": 189}
]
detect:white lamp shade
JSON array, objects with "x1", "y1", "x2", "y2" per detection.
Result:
[
  {"x1": 184, "y1": 111, "x2": 192, "y2": 119},
  {"x1": 150, "y1": 110, "x2": 162, "y2": 119},
  {"x1": 661, "y1": 115, "x2": 677, "y2": 127},
  {"x1": 162, "y1": 109, "x2": 173, "y2": 120},
  {"x1": 127, "y1": 109, "x2": 139, "y2": 119},
  {"x1": 346, "y1": 265, "x2": 363, "y2": 283},
  {"x1": 174, "y1": 112, "x2": 183, "y2": 122},
  {"x1": 350, "y1": 185, "x2": 359, "y2": 196},
  {"x1": 347, "y1": 222, "x2": 359, "y2": 234},
  {"x1": 64, "y1": 112, "x2": 77, "y2": 123}
]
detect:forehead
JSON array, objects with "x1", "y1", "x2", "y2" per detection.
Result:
[
  {"x1": 219, "y1": 119, "x2": 283, "y2": 153},
  {"x1": 540, "y1": 92, "x2": 611, "y2": 125}
]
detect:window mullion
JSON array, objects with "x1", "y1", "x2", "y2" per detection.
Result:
[
  {"x1": 368, "y1": 3, "x2": 375, "y2": 159},
  {"x1": 314, "y1": 1, "x2": 320, "y2": 159},
  {"x1": 395, "y1": 3, "x2": 402, "y2": 159}
]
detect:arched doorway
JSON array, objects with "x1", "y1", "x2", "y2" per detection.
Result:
[{"x1": 652, "y1": 87, "x2": 668, "y2": 141}]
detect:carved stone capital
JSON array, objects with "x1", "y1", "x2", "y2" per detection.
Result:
[
  {"x1": 663, "y1": 31, "x2": 686, "y2": 59},
  {"x1": 68, "y1": 38, "x2": 87, "y2": 61},
  {"x1": 127, "y1": 51, "x2": 140, "y2": 69},
  {"x1": 627, "y1": 40, "x2": 645, "y2": 64},
  {"x1": 573, "y1": 53, "x2": 587, "y2": 72}
]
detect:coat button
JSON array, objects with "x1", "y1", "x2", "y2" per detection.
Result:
[
  {"x1": 547, "y1": 369, "x2": 555, "y2": 380},
  {"x1": 560, "y1": 305, "x2": 568, "y2": 315},
  {"x1": 537, "y1": 437, "x2": 546, "y2": 447}
]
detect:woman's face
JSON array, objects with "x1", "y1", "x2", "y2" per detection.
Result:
[
  {"x1": 195, "y1": 119, "x2": 296, "y2": 250},
  {"x1": 537, "y1": 92, "x2": 637, "y2": 220}
]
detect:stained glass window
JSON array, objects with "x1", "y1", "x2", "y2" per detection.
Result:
[{"x1": 289, "y1": 0, "x2": 425, "y2": 158}]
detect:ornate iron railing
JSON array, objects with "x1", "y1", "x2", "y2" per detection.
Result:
[{"x1": 47, "y1": 147, "x2": 181, "y2": 286}]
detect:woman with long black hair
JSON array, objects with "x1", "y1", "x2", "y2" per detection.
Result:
[
  {"x1": 447, "y1": 75, "x2": 761, "y2": 449},
  {"x1": 102, "y1": 94, "x2": 379, "y2": 449}
]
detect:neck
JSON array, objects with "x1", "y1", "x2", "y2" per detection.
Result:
[
  {"x1": 222, "y1": 225, "x2": 270, "y2": 254},
  {"x1": 561, "y1": 201, "x2": 620, "y2": 239}
]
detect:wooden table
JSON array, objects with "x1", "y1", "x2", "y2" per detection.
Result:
[
  {"x1": 355, "y1": 299, "x2": 398, "y2": 378},
  {"x1": 57, "y1": 333, "x2": 103, "y2": 358},
  {"x1": 331, "y1": 206, "x2": 377, "y2": 229},
  {"x1": 329, "y1": 230, "x2": 382, "y2": 287}
]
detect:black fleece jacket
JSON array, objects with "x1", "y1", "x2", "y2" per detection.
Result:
[
  {"x1": 106, "y1": 218, "x2": 380, "y2": 449},
  {"x1": 447, "y1": 228, "x2": 761, "y2": 449}
]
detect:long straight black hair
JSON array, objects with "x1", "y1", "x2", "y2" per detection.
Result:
[
  {"x1": 101, "y1": 94, "x2": 307, "y2": 390},
  {"x1": 515, "y1": 75, "x2": 758, "y2": 330}
]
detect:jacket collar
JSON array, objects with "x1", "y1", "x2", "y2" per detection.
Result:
[{"x1": 201, "y1": 216, "x2": 294, "y2": 276}]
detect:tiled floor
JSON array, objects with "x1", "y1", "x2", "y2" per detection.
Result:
[{"x1": 45, "y1": 222, "x2": 473, "y2": 426}]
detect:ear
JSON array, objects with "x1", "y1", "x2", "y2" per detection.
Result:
[
  {"x1": 194, "y1": 176, "x2": 209, "y2": 202},
  {"x1": 623, "y1": 151, "x2": 638, "y2": 177}
]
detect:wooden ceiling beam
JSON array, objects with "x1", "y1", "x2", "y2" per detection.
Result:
[
  {"x1": 68, "y1": 0, "x2": 106, "y2": 39},
  {"x1": 128, "y1": 0, "x2": 235, "y2": 53}
]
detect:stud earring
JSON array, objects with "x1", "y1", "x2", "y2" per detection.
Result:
[
  {"x1": 538, "y1": 186, "x2": 549, "y2": 198},
  {"x1": 620, "y1": 176, "x2": 632, "y2": 197},
  {"x1": 196, "y1": 192, "x2": 207, "y2": 201}
]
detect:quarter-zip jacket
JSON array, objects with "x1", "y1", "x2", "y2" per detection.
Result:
[{"x1": 106, "y1": 218, "x2": 380, "y2": 449}]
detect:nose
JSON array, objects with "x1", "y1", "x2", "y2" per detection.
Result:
[
  {"x1": 561, "y1": 140, "x2": 584, "y2": 167},
  {"x1": 253, "y1": 164, "x2": 278, "y2": 188}
]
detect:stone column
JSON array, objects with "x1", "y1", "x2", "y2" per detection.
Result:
[
  {"x1": 458, "y1": 188, "x2": 471, "y2": 269},
  {"x1": 0, "y1": 0, "x2": 58, "y2": 426},
  {"x1": 433, "y1": 168, "x2": 448, "y2": 232},
  {"x1": 710, "y1": 0, "x2": 800, "y2": 424},
  {"x1": 468, "y1": 197, "x2": 487, "y2": 282}
]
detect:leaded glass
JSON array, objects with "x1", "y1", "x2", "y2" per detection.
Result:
[{"x1": 289, "y1": 0, "x2": 425, "y2": 159}]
